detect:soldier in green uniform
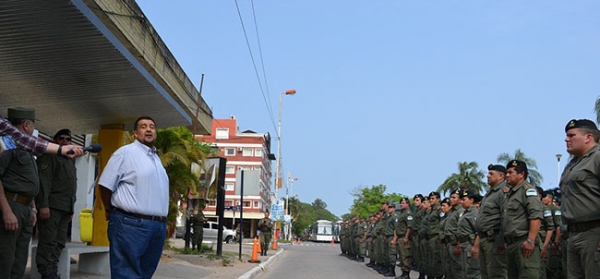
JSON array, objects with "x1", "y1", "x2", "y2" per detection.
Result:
[
  {"x1": 411, "y1": 194, "x2": 424, "y2": 278},
  {"x1": 418, "y1": 197, "x2": 431, "y2": 279},
  {"x1": 0, "y1": 107, "x2": 40, "y2": 279},
  {"x1": 258, "y1": 211, "x2": 273, "y2": 256},
  {"x1": 349, "y1": 216, "x2": 358, "y2": 260},
  {"x1": 383, "y1": 201, "x2": 397, "y2": 277},
  {"x1": 541, "y1": 190, "x2": 562, "y2": 279},
  {"x1": 191, "y1": 204, "x2": 206, "y2": 251},
  {"x1": 438, "y1": 198, "x2": 451, "y2": 279},
  {"x1": 456, "y1": 190, "x2": 480, "y2": 279},
  {"x1": 444, "y1": 189, "x2": 464, "y2": 279},
  {"x1": 535, "y1": 187, "x2": 555, "y2": 279},
  {"x1": 357, "y1": 216, "x2": 367, "y2": 262},
  {"x1": 474, "y1": 164, "x2": 508, "y2": 279},
  {"x1": 366, "y1": 214, "x2": 377, "y2": 266},
  {"x1": 339, "y1": 220, "x2": 347, "y2": 256},
  {"x1": 560, "y1": 119, "x2": 600, "y2": 279},
  {"x1": 426, "y1": 191, "x2": 443, "y2": 279},
  {"x1": 502, "y1": 160, "x2": 544, "y2": 278},
  {"x1": 35, "y1": 129, "x2": 78, "y2": 279},
  {"x1": 394, "y1": 197, "x2": 413, "y2": 279},
  {"x1": 374, "y1": 203, "x2": 388, "y2": 273}
]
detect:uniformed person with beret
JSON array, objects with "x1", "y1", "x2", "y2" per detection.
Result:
[
  {"x1": 541, "y1": 190, "x2": 562, "y2": 279},
  {"x1": 382, "y1": 201, "x2": 398, "y2": 277},
  {"x1": 456, "y1": 190, "x2": 480, "y2": 279},
  {"x1": 560, "y1": 119, "x2": 600, "y2": 278},
  {"x1": 191, "y1": 203, "x2": 206, "y2": 252},
  {"x1": 258, "y1": 211, "x2": 273, "y2": 256},
  {"x1": 35, "y1": 128, "x2": 78, "y2": 279},
  {"x1": 339, "y1": 220, "x2": 348, "y2": 256},
  {"x1": 365, "y1": 215, "x2": 377, "y2": 267},
  {"x1": 475, "y1": 164, "x2": 508, "y2": 279},
  {"x1": 411, "y1": 194, "x2": 425, "y2": 277},
  {"x1": 502, "y1": 160, "x2": 544, "y2": 278},
  {"x1": 418, "y1": 197, "x2": 432, "y2": 279},
  {"x1": 535, "y1": 186, "x2": 555, "y2": 279},
  {"x1": 444, "y1": 189, "x2": 464, "y2": 279},
  {"x1": 374, "y1": 202, "x2": 389, "y2": 273},
  {"x1": 438, "y1": 198, "x2": 451, "y2": 279},
  {"x1": 0, "y1": 107, "x2": 40, "y2": 279},
  {"x1": 426, "y1": 191, "x2": 444, "y2": 279},
  {"x1": 394, "y1": 197, "x2": 413, "y2": 279},
  {"x1": 371, "y1": 210, "x2": 385, "y2": 270},
  {"x1": 348, "y1": 216, "x2": 358, "y2": 260}
]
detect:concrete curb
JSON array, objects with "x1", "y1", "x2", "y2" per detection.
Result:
[{"x1": 237, "y1": 249, "x2": 285, "y2": 279}]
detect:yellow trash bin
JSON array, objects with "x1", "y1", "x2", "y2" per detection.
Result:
[{"x1": 79, "y1": 208, "x2": 93, "y2": 242}]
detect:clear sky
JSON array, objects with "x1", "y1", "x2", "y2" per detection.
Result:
[{"x1": 136, "y1": 1, "x2": 600, "y2": 217}]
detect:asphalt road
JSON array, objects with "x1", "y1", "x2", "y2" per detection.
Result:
[{"x1": 257, "y1": 242, "x2": 414, "y2": 279}]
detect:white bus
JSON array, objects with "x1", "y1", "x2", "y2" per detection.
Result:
[{"x1": 310, "y1": 220, "x2": 334, "y2": 242}]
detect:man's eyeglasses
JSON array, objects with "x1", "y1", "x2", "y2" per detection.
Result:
[{"x1": 59, "y1": 136, "x2": 72, "y2": 141}]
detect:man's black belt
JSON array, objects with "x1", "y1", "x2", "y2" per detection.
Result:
[
  {"x1": 568, "y1": 220, "x2": 600, "y2": 233},
  {"x1": 504, "y1": 235, "x2": 527, "y2": 245},
  {"x1": 4, "y1": 191, "x2": 33, "y2": 206},
  {"x1": 115, "y1": 208, "x2": 166, "y2": 223},
  {"x1": 480, "y1": 229, "x2": 500, "y2": 239}
]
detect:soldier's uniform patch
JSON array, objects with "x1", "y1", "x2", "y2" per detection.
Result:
[
  {"x1": 407, "y1": 216, "x2": 413, "y2": 221},
  {"x1": 555, "y1": 210, "x2": 562, "y2": 216},
  {"x1": 525, "y1": 188, "x2": 538, "y2": 197},
  {"x1": 543, "y1": 210, "x2": 552, "y2": 217}
]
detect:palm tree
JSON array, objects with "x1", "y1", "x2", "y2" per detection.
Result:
[
  {"x1": 497, "y1": 149, "x2": 543, "y2": 187},
  {"x1": 438, "y1": 161, "x2": 487, "y2": 195},
  {"x1": 595, "y1": 97, "x2": 600, "y2": 124},
  {"x1": 154, "y1": 127, "x2": 211, "y2": 237}
]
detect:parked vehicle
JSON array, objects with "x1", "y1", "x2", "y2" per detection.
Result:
[{"x1": 202, "y1": 221, "x2": 236, "y2": 243}]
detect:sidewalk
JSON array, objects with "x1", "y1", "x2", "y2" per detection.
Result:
[{"x1": 25, "y1": 238, "x2": 286, "y2": 279}]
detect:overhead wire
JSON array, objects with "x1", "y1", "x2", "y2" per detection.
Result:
[{"x1": 234, "y1": 0, "x2": 278, "y2": 134}]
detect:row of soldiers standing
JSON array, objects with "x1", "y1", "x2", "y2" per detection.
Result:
[{"x1": 338, "y1": 160, "x2": 564, "y2": 279}]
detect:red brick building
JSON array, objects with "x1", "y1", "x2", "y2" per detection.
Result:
[{"x1": 195, "y1": 116, "x2": 275, "y2": 237}]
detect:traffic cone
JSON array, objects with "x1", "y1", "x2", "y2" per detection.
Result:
[
  {"x1": 298, "y1": 238, "x2": 301, "y2": 245},
  {"x1": 272, "y1": 238, "x2": 278, "y2": 250},
  {"x1": 248, "y1": 237, "x2": 261, "y2": 263},
  {"x1": 331, "y1": 238, "x2": 335, "y2": 246}
]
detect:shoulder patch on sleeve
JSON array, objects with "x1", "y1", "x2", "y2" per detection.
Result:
[
  {"x1": 440, "y1": 212, "x2": 445, "y2": 218},
  {"x1": 543, "y1": 210, "x2": 552, "y2": 217},
  {"x1": 407, "y1": 216, "x2": 413, "y2": 221},
  {"x1": 525, "y1": 188, "x2": 538, "y2": 197},
  {"x1": 555, "y1": 210, "x2": 561, "y2": 216}
]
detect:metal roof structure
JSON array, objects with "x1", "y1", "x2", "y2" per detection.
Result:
[{"x1": 0, "y1": 0, "x2": 212, "y2": 136}]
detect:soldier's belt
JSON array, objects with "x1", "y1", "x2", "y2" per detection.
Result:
[
  {"x1": 480, "y1": 229, "x2": 500, "y2": 239},
  {"x1": 427, "y1": 233, "x2": 438, "y2": 239},
  {"x1": 457, "y1": 234, "x2": 475, "y2": 243},
  {"x1": 504, "y1": 235, "x2": 527, "y2": 245},
  {"x1": 4, "y1": 191, "x2": 33, "y2": 206},
  {"x1": 568, "y1": 220, "x2": 600, "y2": 233}
]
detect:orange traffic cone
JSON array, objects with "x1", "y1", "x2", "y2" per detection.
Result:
[
  {"x1": 298, "y1": 238, "x2": 301, "y2": 245},
  {"x1": 331, "y1": 238, "x2": 335, "y2": 246},
  {"x1": 248, "y1": 237, "x2": 261, "y2": 263},
  {"x1": 272, "y1": 238, "x2": 278, "y2": 250}
]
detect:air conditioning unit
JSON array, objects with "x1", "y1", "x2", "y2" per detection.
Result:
[{"x1": 238, "y1": 147, "x2": 243, "y2": 152}]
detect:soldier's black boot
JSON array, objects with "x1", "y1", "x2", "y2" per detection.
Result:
[
  {"x1": 397, "y1": 271, "x2": 410, "y2": 279},
  {"x1": 365, "y1": 259, "x2": 374, "y2": 267},
  {"x1": 359, "y1": 256, "x2": 365, "y2": 262},
  {"x1": 383, "y1": 265, "x2": 396, "y2": 277}
]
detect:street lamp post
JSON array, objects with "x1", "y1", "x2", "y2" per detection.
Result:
[
  {"x1": 274, "y1": 89, "x2": 296, "y2": 202},
  {"x1": 556, "y1": 154, "x2": 562, "y2": 186},
  {"x1": 274, "y1": 89, "x2": 296, "y2": 241}
]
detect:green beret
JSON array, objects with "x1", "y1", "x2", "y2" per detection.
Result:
[
  {"x1": 7, "y1": 107, "x2": 35, "y2": 121},
  {"x1": 461, "y1": 190, "x2": 476, "y2": 199},
  {"x1": 451, "y1": 189, "x2": 462, "y2": 196},
  {"x1": 566, "y1": 119, "x2": 598, "y2": 132},
  {"x1": 53, "y1": 129, "x2": 71, "y2": 139}
]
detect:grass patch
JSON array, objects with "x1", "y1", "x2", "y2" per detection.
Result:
[{"x1": 170, "y1": 243, "x2": 213, "y2": 254}]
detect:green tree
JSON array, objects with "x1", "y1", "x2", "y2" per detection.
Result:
[
  {"x1": 348, "y1": 184, "x2": 405, "y2": 218},
  {"x1": 153, "y1": 127, "x2": 212, "y2": 237},
  {"x1": 437, "y1": 161, "x2": 487, "y2": 195},
  {"x1": 497, "y1": 149, "x2": 543, "y2": 187},
  {"x1": 311, "y1": 198, "x2": 327, "y2": 210}
]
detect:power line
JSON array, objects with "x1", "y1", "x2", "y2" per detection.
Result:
[{"x1": 234, "y1": 0, "x2": 278, "y2": 134}]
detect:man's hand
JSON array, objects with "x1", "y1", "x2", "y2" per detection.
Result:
[
  {"x1": 403, "y1": 237, "x2": 409, "y2": 245},
  {"x1": 454, "y1": 245, "x2": 462, "y2": 258},
  {"x1": 3, "y1": 210, "x2": 18, "y2": 231},
  {"x1": 522, "y1": 240, "x2": 535, "y2": 258},
  {"x1": 39, "y1": 207, "x2": 50, "y2": 220},
  {"x1": 471, "y1": 244, "x2": 479, "y2": 259},
  {"x1": 62, "y1": 145, "x2": 85, "y2": 158}
]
